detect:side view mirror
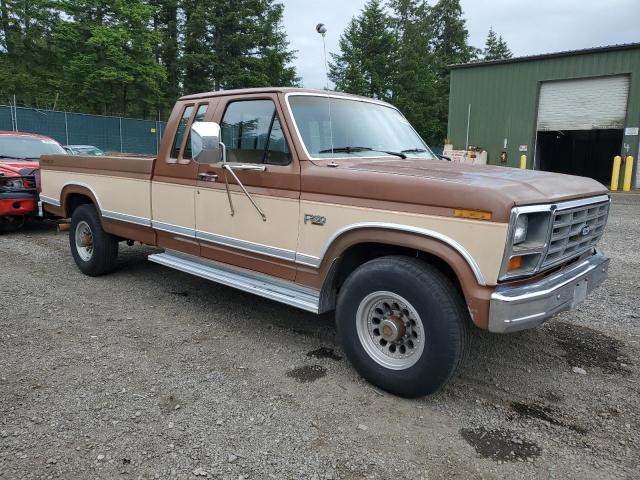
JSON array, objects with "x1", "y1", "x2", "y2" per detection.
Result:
[
  {"x1": 438, "y1": 154, "x2": 452, "y2": 161},
  {"x1": 191, "y1": 121, "x2": 221, "y2": 164}
]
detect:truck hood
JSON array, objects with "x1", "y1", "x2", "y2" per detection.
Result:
[
  {"x1": 338, "y1": 158, "x2": 608, "y2": 206},
  {"x1": 0, "y1": 160, "x2": 40, "y2": 177},
  {"x1": 301, "y1": 158, "x2": 609, "y2": 223}
]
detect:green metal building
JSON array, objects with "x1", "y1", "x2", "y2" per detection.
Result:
[{"x1": 447, "y1": 43, "x2": 640, "y2": 187}]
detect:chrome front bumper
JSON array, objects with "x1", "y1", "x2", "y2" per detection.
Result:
[{"x1": 488, "y1": 251, "x2": 609, "y2": 333}]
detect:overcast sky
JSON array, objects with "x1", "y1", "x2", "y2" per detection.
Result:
[{"x1": 281, "y1": 0, "x2": 640, "y2": 89}]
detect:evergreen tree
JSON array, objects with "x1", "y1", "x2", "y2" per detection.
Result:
[
  {"x1": 429, "y1": 0, "x2": 476, "y2": 69},
  {"x1": 483, "y1": 27, "x2": 512, "y2": 60},
  {"x1": 329, "y1": 0, "x2": 395, "y2": 100},
  {"x1": 54, "y1": 0, "x2": 165, "y2": 117},
  {"x1": 388, "y1": 0, "x2": 440, "y2": 144},
  {"x1": 0, "y1": 0, "x2": 62, "y2": 108},
  {"x1": 328, "y1": 17, "x2": 368, "y2": 96},
  {"x1": 0, "y1": 0, "x2": 299, "y2": 118},
  {"x1": 151, "y1": 0, "x2": 180, "y2": 113},
  {"x1": 182, "y1": 0, "x2": 298, "y2": 95},
  {"x1": 428, "y1": 0, "x2": 475, "y2": 144}
]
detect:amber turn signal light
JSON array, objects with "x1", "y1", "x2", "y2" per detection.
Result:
[
  {"x1": 453, "y1": 209, "x2": 492, "y2": 221},
  {"x1": 508, "y1": 256, "x2": 523, "y2": 271}
]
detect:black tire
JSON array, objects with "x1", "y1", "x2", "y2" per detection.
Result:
[
  {"x1": 336, "y1": 256, "x2": 470, "y2": 398},
  {"x1": 0, "y1": 216, "x2": 24, "y2": 234},
  {"x1": 69, "y1": 204, "x2": 118, "y2": 276}
]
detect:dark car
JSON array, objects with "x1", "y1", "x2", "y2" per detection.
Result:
[{"x1": 63, "y1": 145, "x2": 105, "y2": 156}]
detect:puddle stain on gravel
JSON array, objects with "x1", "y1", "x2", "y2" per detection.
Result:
[
  {"x1": 159, "y1": 394, "x2": 181, "y2": 414},
  {"x1": 306, "y1": 347, "x2": 342, "y2": 361},
  {"x1": 547, "y1": 321, "x2": 632, "y2": 375},
  {"x1": 511, "y1": 401, "x2": 588, "y2": 434},
  {"x1": 460, "y1": 427, "x2": 542, "y2": 462},
  {"x1": 169, "y1": 291, "x2": 189, "y2": 297},
  {"x1": 286, "y1": 365, "x2": 327, "y2": 383}
]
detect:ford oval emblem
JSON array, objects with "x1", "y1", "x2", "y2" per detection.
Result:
[{"x1": 581, "y1": 224, "x2": 592, "y2": 237}]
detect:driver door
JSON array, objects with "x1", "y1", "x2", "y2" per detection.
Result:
[{"x1": 194, "y1": 93, "x2": 301, "y2": 281}]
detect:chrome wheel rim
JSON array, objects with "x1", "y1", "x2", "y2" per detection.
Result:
[
  {"x1": 356, "y1": 291, "x2": 425, "y2": 370},
  {"x1": 75, "y1": 220, "x2": 94, "y2": 261}
]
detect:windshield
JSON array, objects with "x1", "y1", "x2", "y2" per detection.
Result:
[
  {"x1": 71, "y1": 146, "x2": 104, "y2": 156},
  {"x1": 0, "y1": 135, "x2": 66, "y2": 160},
  {"x1": 288, "y1": 95, "x2": 437, "y2": 160}
]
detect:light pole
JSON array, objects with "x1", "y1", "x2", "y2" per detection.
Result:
[{"x1": 316, "y1": 23, "x2": 329, "y2": 90}]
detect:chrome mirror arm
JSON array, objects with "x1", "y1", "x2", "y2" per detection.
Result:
[
  {"x1": 219, "y1": 142, "x2": 235, "y2": 217},
  {"x1": 222, "y1": 162, "x2": 267, "y2": 222}
]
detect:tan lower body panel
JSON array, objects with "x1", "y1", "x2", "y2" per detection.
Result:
[
  {"x1": 297, "y1": 200, "x2": 508, "y2": 285},
  {"x1": 41, "y1": 170, "x2": 152, "y2": 221}
]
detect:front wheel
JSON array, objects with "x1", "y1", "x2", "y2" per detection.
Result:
[
  {"x1": 69, "y1": 204, "x2": 118, "y2": 276},
  {"x1": 336, "y1": 256, "x2": 470, "y2": 398}
]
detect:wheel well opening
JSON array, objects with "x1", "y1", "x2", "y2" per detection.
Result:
[
  {"x1": 329, "y1": 242, "x2": 464, "y2": 301},
  {"x1": 65, "y1": 193, "x2": 93, "y2": 217}
]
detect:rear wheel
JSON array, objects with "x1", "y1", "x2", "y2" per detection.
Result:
[
  {"x1": 336, "y1": 256, "x2": 470, "y2": 398},
  {"x1": 0, "y1": 216, "x2": 24, "y2": 234},
  {"x1": 69, "y1": 204, "x2": 118, "y2": 276}
]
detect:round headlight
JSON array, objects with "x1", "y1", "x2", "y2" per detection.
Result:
[
  {"x1": 513, "y1": 214, "x2": 528, "y2": 245},
  {"x1": 3, "y1": 178, "x2": 24, "y2": 190}
]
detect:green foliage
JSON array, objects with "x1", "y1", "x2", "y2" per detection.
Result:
[
  {"x1": 329, "y1": 0, "x2": 395, "y2": 100},
  {"x1": 0, "y1": 0, "x2": 298, "y2": 118},
  {"x1": 331, "y1": 0, "x2": 481, "y2": 147},
  {"x1": 483, "y1": 27, "x2": 512, "y2": 60},
  {"x1": 182, "y1": 0, "x2": 298, "y2": 94}
]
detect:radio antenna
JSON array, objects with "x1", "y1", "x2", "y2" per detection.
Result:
[{"x1": 316, "y1": 23, "x2": 329, "y2": 90}]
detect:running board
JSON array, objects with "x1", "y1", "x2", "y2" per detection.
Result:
[{"x1": 148, "y1": 250, "x2": 320, "y2": 313}]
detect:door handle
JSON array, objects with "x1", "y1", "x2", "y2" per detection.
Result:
[
  {"x1": 227, "y1": 164, "x2": 267, "y2": 172},
  {"x1": 199, "y1": 172, "x2": 218, "y2": 181}
]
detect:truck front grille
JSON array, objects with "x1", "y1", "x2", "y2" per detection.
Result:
[{"x1": 541, "y1": 198, "x2": 610, "y2": 269}]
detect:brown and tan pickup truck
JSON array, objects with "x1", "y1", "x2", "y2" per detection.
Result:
[{"x1": 39, "y1": 88, "x2": 610, "y2": 397}]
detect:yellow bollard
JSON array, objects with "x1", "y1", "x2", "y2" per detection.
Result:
[
  {"x1": 519, "y1": 154, "x2": 527, "y2": 169},
  {"x1": 610, "y1": 155, "x2": 622, "y2": 191},
  {"x1": 622, "y1": 156, "x2": 634, "y2": 192}
]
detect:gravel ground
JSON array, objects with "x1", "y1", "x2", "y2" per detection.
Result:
[{"x1": 1, "y1": 195, "x2": 638, "y2": 479}]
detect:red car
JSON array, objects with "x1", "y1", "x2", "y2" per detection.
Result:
[{"x1": 0, "y1": 131, "x2": 66, "y2": 232}]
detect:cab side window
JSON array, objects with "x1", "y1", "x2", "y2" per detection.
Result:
[
  {"x1": 170, "y1": 105, "x2": 194, "y2": 161},
  {"x1": 220, "y1": 100, "x2": 290, "y2": 165},
  {"x1": 182, "y1": 103, "x2": 209, "y2": 161}
]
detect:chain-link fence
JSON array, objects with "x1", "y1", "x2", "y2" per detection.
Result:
[{"x1": 0, "y1": 105, "x2": 166, "y2": 155}]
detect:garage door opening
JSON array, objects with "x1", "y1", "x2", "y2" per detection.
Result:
[
  {"x1": 535, "y1": 75, "x2": 629, "y2": 184},
  {"x1": 537, "y1": 129, "x2": 623, "y2": 184}
]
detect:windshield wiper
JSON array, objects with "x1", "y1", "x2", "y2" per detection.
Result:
[
  {"x1": 401, "y1": 148, "x2": 427, "y2": 154},
  {"x1": 318, "y1": 146, "x2": 406, "y2": 159}
]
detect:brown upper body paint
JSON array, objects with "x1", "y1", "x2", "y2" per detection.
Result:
[{"x1": 40, "y1": 87, "x2": 608, "y2": 329}]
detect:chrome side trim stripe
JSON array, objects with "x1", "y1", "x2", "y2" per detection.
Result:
[
  {"x1": 103, "y1": 210, "x2": 151, "y2": 226},
  {"x1": 148, "y1": 250, "x2": 320, "y2": 313},
  {"x1": 295, "y1": 252, "x2": 322, "y2": 267},
  {"x1": 151, "y1": 220, "x2": 196, "y2": 238},
  {"x1": 305, "y1": 222, "x2": 487, "y2": 286},
  {"x1": 39, "y1": 195, "x2": 60, "y2": 207},
  {"x1": 196, "y1": 230, "x2": 296, "y2": 261}
]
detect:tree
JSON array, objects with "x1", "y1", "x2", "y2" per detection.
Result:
[
  {"x1": 182, "y1": 0, "x2": 298, "y2": 95},
  {"x1": 0, "y1": 0, "x2": 63, "y2": 108},
  {"x1": 151, "y1": 0, "x2": 180, "y2": 113},
  {"x1": 429, "y1": 0, "x2": 476, "y2": 69},
  {"x1": 483, "y1": 27, "x2": 512, "y2": 60},
  {"x1": 329, "y1": 0, "x2": 395, "y2": 100},
  {"x1": 428, "y1": 0, "x2": 476, "y2": 144},
  {"x1": 53, "y1": 0, "x2": 165, "y2": 117},
  {"x1": 0, "y1": 0, "x2": 300, "y2": 118},
  {"x1": 388, "y1": 0, "x2": 441, "y2": 144}
]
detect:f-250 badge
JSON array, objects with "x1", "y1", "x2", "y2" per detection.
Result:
[{"x1": 304, "y1": 214, "x2": 326, "y2": 226}]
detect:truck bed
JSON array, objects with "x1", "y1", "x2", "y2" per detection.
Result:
[{"x1": 39, "y1": 154, "x2": 156, "y2": 229}]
